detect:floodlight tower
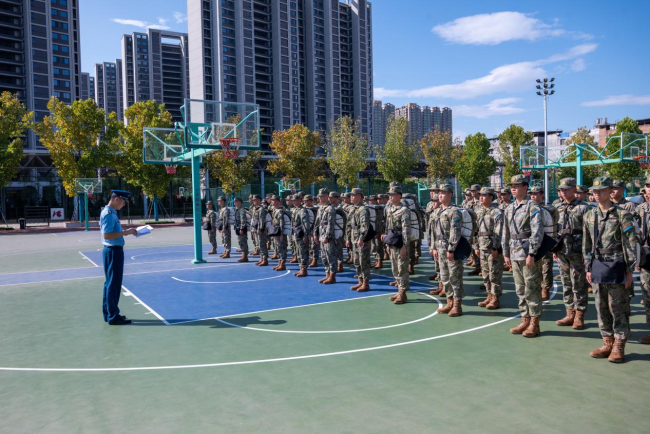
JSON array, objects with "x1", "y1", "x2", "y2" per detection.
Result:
[{"x1": 536, "y1": 78, "x2": 555, "y2": 204}]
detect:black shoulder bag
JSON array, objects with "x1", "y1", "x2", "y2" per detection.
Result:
[
  {"x1": 202, "y1": 221, "x2": 212, "y2": 231},
  {"x1": 363, "y1": 209, "x2": 377, "y2": 242},
  {"x1": 590, "y1": 210, "x2": 626, "y2": 284},
  {"x1": 383, "y1": 212, "x2": 404, "y2": 249},
  {"x1": 639, "y1": 210, "x2": 650, "y2": 271},
  {"x1": 516, "y1": 206, "x2": 557, "y2": 261},
  {"x1": 438, "y1": 215, "x2": 471, "y2": 260}
]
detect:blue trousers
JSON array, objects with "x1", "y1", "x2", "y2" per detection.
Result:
[{"x1": 102, "y1": 246, "x2": 124, "y2": 322}]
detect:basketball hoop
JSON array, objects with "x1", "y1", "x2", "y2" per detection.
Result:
[
  {"x1": 165, "y1": 164, "x2": 178, "y2": 175},
  {"x1": 220, "y1": 137, "x2": 242, "y2": 159},
  {"x1": 522, "y1": 171, "x2": 531, "y2": 177}
]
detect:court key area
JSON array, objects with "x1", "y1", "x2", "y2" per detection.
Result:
[{"x1": 1, "y1": 226, "x2": 649, "y2": 433}]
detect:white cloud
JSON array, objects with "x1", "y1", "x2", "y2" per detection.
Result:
[
  {"x1": 174, "y1": 11, "x2": 188, "y2": 23},
  {"x1": 432, "y1": 12, "x2": 592, "y2": 45},
  {"x1": 453, "y1": 98, "x2": 526, "y2": 119},
  {"x1": 157, "y1": 18, "x2": 168, "y2": 26},
  {"x1": 376, "y1": 43, "x2": 597, "y2": 100},
  {"x1": 582, "y1": 95, "x2": 650, "y2": 107},
  {"x1": 571, "y1": 58, "x2": 586, "y2": 72},
  {"x1": 112, "y1": 18, "x2": 170, "y2": 30}
]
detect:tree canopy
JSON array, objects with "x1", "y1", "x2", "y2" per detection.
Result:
[
  {"x1": 376, "y1": 116, "x2": 419, "y2": 183},
  {"x1": 325, "y1": 116, "x2": 368, "y2": 190},
  {"x1": 0, "y1": 92, "x2": 32, "y2": 189},
  {"x1": 498, "y1": 124, "x2": 533, "y2": 182},
  {"x1": 602, "y1": 117, "x2": 644, "y2": 181},
  {"x1": 454, "y1": 132, "x2": 497, "y2": 188},
  {"x1": 268, "y1": 123, "x2": 324, "y2": 187}
]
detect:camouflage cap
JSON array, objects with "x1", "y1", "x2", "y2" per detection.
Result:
[
  {"x1": 318, "y1": 188, "x2": 329, "y2": 196},
  {"x1": 350, "y1": 188, "x2": 363, "y2": 196},
  {"x1": 612, "y1": 179, "x2": 626, "y2": 188},
  {"x1": 304, "y1": 194, "x2": 314, "y2": 201},
  {"x1": 388, "y1": 186, "x2": 403, "y2": 195},
  {"x1": 576, "y1": 185, "x2": 589, "y2": 193},
  {"x1": 591, "y1": 177, "x2": 613, "y2": 191},
  {"x1": 508, "y1": 174, "x2": 529, "y2": 186},
  {"x1": 439, "y1": 183, "x2": 454, "y2": 193},
  {"x1": 558, "y1": 177, "x2": 577, "y2": 190},
  {"x1": 389, "y1": 181, "x2": 402, "y2": 188},
  {"x1": 464, "y1": 189, "x2": 471, "y2": 195},
  {"x1": 234, "y1": 197, "x2": 243, "y2": 203},
  {"x1": 329, "y1": 191, "x2": 341, "y2": 198},
  {"x1": 529, "y1": 186, "x2": 544, "y2": 194},
  {"x1": 432, "y1": 194, "x2": 439, "y2": 201},
  {"x1": 293, "y1": 194, "x2": 304, "y2": 201},
  {"x1": 470, "y1": 184, "x2": 481, "y2": 191},
  {"x1": 206, "y1": 200, "x2": 214, "y2": 205},
  {"x1": 217, "y1": 196, "x2": 226, "y2": 201},
  {"x1": 368, "y1": 194, "x2": 378, "y2": 201},
  {"x1": 270, "y1": 194, "x2": 281, "y2": 201},
  {"x1": 379, "y1": 194, "x2": 389, "y2": 199},
  {"x1": 499, "y1": 188, "x2": 512, "y2": 195},
  {"x1": 252, "y1": 194, "x2": 262, "y2": 200},
  {"x1": 286, "y1": 195, "x2": 294, "y2": 200},
  {"x1": 429, "y1": 183, "x2": 438, "y2": 191},
  {"x1": 341, "y1": 192, "x2": 351, "y2": 198},
  {"x1": 479, "y1": 187, "x2": 496, "y2": 197}
]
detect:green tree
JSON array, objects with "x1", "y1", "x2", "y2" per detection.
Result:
[
  {"x1": 498, "y1": 124, "x2": 534, "y2": 182},
  {"x1": 268, "y1": 123, "x2": 325, "y2": 187},
  {"x1": 325, "y1": 116, "x2": 368, "y2": 190},
  {"x1": 205, "y1": 150, "x2": 261, "y2": 196},
  {"x1": 33, "y1": 97, "x2": 118, "y2": 196},
  {"x1": 0, "y1": 92, "x2": 33, "y2": 190},
  {"x1": 114, "y1": 101, "x2": 175, "y2": 199},
  {"x1": 602, "y1": 116, "x2": 644, "y2": 181},
  {"x1": 376, "y1": 116, "x2": 419, "y2": 183},
  {"x1": 421, "y1": 128, "x2": 461, "y2": 181},
  {"x1": 557, "y1": 127, "x2": 600, "y2": 186},
  {"x1": 454, "y1": 132, "x2": 496, "y2": 188}
]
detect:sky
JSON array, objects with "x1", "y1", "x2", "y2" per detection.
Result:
[{"x1": 80, "y1": 0, "x2": 650, "y2": 140}]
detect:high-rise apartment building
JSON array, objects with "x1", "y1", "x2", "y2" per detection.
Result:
[
  {"x1": 0, "y1": 0, "x2": 82, "y2": 174},
  {"x1": 187, "y1": 0, "x2": 373, "y2": 148},
  {"x1": 121, "y1": 29, "x2": 189, "y2": 122},
  {"x1": 80, "y1": 72, "x2": 90, "y2": 100},
  {"x1": 372, "y1": 100, "x2": 383, "y2": 147},
  {"x1": 395, "y1": 102, "x2": 422, "y2": 144},
  {"x1": 88, "y1": 76, "x2": 95, "y2": 102},
  {"x1": 373, "y1": 101, "x2": 453, "y2": 148},
  {"x1": 95, "y1": 60, "x2": 123, "y2": 121}
]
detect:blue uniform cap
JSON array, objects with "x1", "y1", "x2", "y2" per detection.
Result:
[{"x1": 111, "y1": 190, "x2": 132, "y2": 200}]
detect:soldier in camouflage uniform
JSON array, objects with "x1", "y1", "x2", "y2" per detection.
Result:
[
  {"x1": 248, "y1": 195, "x2": 259, "y2": 256},
  {"x1": 530, "y1": 185, "x2": 559, "y2": 301},
  {"x1": 432, "y1": 184, "x2": 465, "y2": 316},
  {"x1": 553, "y1": 178, "x2": 591, "y2": 329},
  {"x1": 577, "y1": 185, "x2": 590, "y2": 203},
  {"x1": 291, "y1": 194, "x2": 312, "y2": 277},
  {"x1": 252, "y1": 195, "x2": 270, "y2": 266},
  {"x1": 611, "y1": 179, "x2": 638, "y2": 305},
  {"x1": 311, "y1": 188, "x2": 330, "y2": 268},
  {"x1": 318, "y1": 191, "x2": 344, "y2": 284},
  {"x1": 349, "y1": 188, "x2": 372, "y2": 292},
  {"x1": 467, "y1": 184, "x2": 483, "y2": 276},
  {"x1": 384, "y1": 185, "x2": 411, "y2": 304},
  {"x1": 341, "y1": 193, "x2": 354, "y2": 265},
  {"x1": 378, "y1": 194, "x2": 391, "y2": 260},
  {"x1": 304, "y1": 195, "x2": 318, "y2": 266},
  {"x1": 331, "y1": 192, "x2": 347, "y2": 273},
  {"x1": 425, "y1": 185, "x2": 439, "y2": 281},
  {"x1": 636, "y1": 179, "x2": 650, "y2": 345},
  {"x1": 204, "y1": 200, "x2": 218, "y2": 255},
  {"x1": 233, "y1": 197, "x2": 249, "y2": 262},
  {"x1": 583, "y1": 177, "x2": 637, "y2": 363},
  {"x1": 286, "y1": 195, "x2": 299, "y2": 264},
  {"x1": 502, "y1": 175, "x2": 544, "y2": 338},
  {"x1": 270, "y1": 195, "x2": 289, "y2": 271},
  {"x1": 217, "y1": 196, "x2": 232, "y2": 258},
  {"x1": 461, "y1": 189, "x2": 472, "y2": 208},
  {"x1": 498, "y1": 188, "x2": 513, "y2": 211},
  {"x1": 475, "y1": 187, "x2": 504, "y2": 309},
  {"x1": 371, "y1": 196, "x2": 385, "y2": 269}
]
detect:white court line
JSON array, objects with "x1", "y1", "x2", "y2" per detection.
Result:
[
  {"x1": 172, "y1": 270, "x2": 291, "y2": 284},
  {"x1": 214, "y1": 291, "x2": 443, "y2": 334},
  {"x1": 0, "y1": 284, "x2": 558, "y2": 372},
  {"x1": 122, "y1": 285, "x2": 169, "y2": 325},
  {"x1": 78, "y1": 251, "x2": 100, "y2": 267}
]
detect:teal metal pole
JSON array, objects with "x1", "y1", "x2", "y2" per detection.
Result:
[
  {"x1": 84, "y1": 193, "x2": 89, "y2": 232},
  {"x1": 153, "y1": 195, "x2": 159, "y2": 221},
  {"x1": 191, "y1": 149, "x2": 205, "y2": 264},
  {"x1": 576, "y1": 146, "x2": 583, "y2": 186}
]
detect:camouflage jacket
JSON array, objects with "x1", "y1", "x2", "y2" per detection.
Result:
[
  {"x1": 475, "y1": 203, "x2": 503, "y2": 252},
  {"x1": 350, "y1": 204, "x2": 371, "y2": 243},
  {"x1": 612, "y1": 197, "x2": 637, "y2": 216},
  {"x1": 291, "y1": 205, "x2": 312, "y2": 237},
  {"x1": 205, "y1": 209, "x2": 217, "y2": 232},
  {"x1": 251, "y1": 205, "x2": 268, "y2": 233},
  {"x1": 636, "y1": 201, "x2": 650, "y2": 246},
  {"x1": 384, "y1": 203, "x2": 410, "y2": 247},
  {"x1": 313, "y1": 203, "x2": 328, "y2": 236},
  {"x1": 555, "y1": 198, "x2": 590, "y2": 255},
  {"x1": 502, "y1": 198, "x2": 544, "y2": 260},
  {"x1": 218, "y1": 206, "x2": 231, "y2": 230},
  {"x1": 234, "y1": 206, "x2": 248, "y2": 232},
  {"x1": 319, "y1": 203, "x2": 345, "y2": 241},
  {"x1": 583, "y1": 204, "x2": 637, "y2": 273},
  {"x1": 425, "y1": 201, "x2": 436, "y2": 224},
  {"x1": 426, "y1": 206, "x2": 442, "y2": 247},
  {"x1": 433, "y1": 205, "x2": 462, "y2": 252}
]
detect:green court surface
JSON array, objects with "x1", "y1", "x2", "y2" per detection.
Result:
[{"x1": 0, "y1": 227, "x2": 649, "y2": 433}]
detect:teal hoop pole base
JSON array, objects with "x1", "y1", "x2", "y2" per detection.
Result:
[
  {"x1": 190, "y1": 149, "x2": 205, "y2": 264},
  {"x1": 84, "y1": 193, "x2": 89, "y2": 232}
]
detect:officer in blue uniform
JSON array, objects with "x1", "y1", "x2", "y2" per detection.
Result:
[{"x1": 101, "y1": 190, "x2": 137, "y2": 325}]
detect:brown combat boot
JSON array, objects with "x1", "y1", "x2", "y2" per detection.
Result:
[
  {"x1": 357, "y1": 279, "x2": 370, "y2": 293},
  {"x1": 389, "y1": 281, "x2": 398, "y2": 287},
  {"x1": 237, "y1": 253, "x2": 249, "y2": 263},
  {"x1": 478, "y1": 293, "x2": 492, "y2": 307},
  {"x1": 384, "y1": 252, "x2": 390, "y2": 260},
  {"x1": 208, "y1": 248, "x2": 217, "y2": 255},
  {"x1": 275, "y1": 260, "x2": 286, "y2": 271},
  {"x1": 222, "y1": 250, "x2": 231, "y2": 259},
  {"x1": 541, "y1": 286, "x2": 550, "y2": 301},
  {"x1": 437, "y1": 298, "x2": 454, "y2": 314},
  {"x1": 590, "y1": 336, "x2": 614, "y2": 358},
  {"x1": 323, "y1": 273, "x2": 337, "y2": 284},
  {"x1": 295, "y1": 266, "x2": 308, "y2": 277},
  {"x1": 258, "y1": 257, "x2": 268, "y2": 266},
  {"x1": 523, "y1": 317, "x2": 541, "y2": 338},
  {"x1": 236, "y1": 248, "x2": 242, "y2": 253},
  {"x1": 429, "y1": 287, "x2": 441, "y2": 295},
  {"x1": 556, "y1": 309, "x2": 576, "y2": 326},
  {"x1": 588, "y1": 286, "x2": 593, "y2": 293},
  {"x1": 393, "y1": 288, "x2": 407, "y2": 304},
  {"x1": 374, "y1": 259, "x2": 383, "y2": 269},
  {"x1": 486, "y1": 295, "x2": 500, "y2": 310},
  {"x1": 219, "y1": 251, "x2": 226, "y2": 258},
  {"x1": 638, "y1": 334, "x2": 650, "y2": 344},
  {"x1": 408, "y1": 264, "x2": 415, "y2": 275},
  {"x1": 510, "y1": 317, "x2": 531, "y2": 334},
  {"x1": 439, "y1": 283, "x2": 446, "y2": 298},
  {"x1": 466, "y1": 257, "x2": 475, "y2": 267},
  {"x1": 251, "y1": 247, "x2": 260, "y2": 256},
  {"x1": 448, "y1": 299, "x2": 463, "y2": 317},
  {"x1": 318, "y1": 271, "x2": 330, "y2": 283},
  {"x1": 270, "y1": 252, "x2": 278, "y2": 260},
  {"x1": 350, "y1": 277, "x2": 364, "y2": 291},
  {"x1": 308, "y1": 258, "x2": 318, "y2": 268},
  {"x1": 573, "y1": 310, "x2": 585, "y2": 330},
  {"x1": 346, "y1": 256, "x2": 353, "y2": 264},
  {"x1": 389, "y1": 289, "x2": 408, "y2": 301},
  {"x1": 429, "y1": 273, "x2": 437, "y2": 281},
  {"x1": 337, "y1": 262, "x2": 344, "y2": 273},
  {"x1": 608, "y1": 338, "x2": 627, "y2": 363},
  {"x1": 468, "y1": 265, "x2": 481, "y2": 276},
  {"x1": 288, "y1": 256, "x2": 298, "y2": 263}
]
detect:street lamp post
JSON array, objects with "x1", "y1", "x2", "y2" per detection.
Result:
[{"x1": 536, "y1": 78, "x2": 555, "y2": 204}]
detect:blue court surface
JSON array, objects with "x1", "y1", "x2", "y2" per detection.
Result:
[{"x1": 0, "y1": 245, "x2": 434, "y2": 325}]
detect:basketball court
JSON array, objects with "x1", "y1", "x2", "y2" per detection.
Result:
[{"x1": 1, "y1": 226, "x2": 649, "y2": 433}]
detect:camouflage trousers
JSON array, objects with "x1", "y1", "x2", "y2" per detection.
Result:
[
  {"x1": 289, "y1": 237, "x2": 296, "y2": 257},
  {"x1": 310, "y1": 237, "x2": 320, "y2": 263},
  {"x1": 409, "y1": 241, "x2": 417, "y2": 267},
  {"x1": 353, "y1": 241, "x2": 372, "y2": 281},
  {"x1": 511, "y1": 259, "x2": 543, "y2": 318},
  {"x1": 541, "y1": 252, "x2": 554, "y2": 291},
  {"x1": 371, "y1": 237, "x2": 384, "y2": 262},
  {"x1": 389, "y1": 245, "x2": 410, "y2": 291},
  {"x1": 416, "y1": 239, "x2": 422, "y2": 258},
  {"x1": 221, "y1": 229, "x2": 231, "y2": 252},
  {"x1": 251, "y1": 229, "x2": 258, "y2": 249},
  {"x1": 258, "y1": 231, "x2": 269, "y2": 260},
  {"x1": 639, "y1": 269, "x2": 650, "y2": 324},
  {"x1": 294, "y1": 237, "x2": 310, "y2": 267},
  {"x1": 437, "y1": 248, "x2": 464, "y2": 300},
  {"x1": 336, "y1": 238, "x2": 345, "y2": 266},
  {"x1": 236, "y1": 229, "x2": 248, "y2": 255},
  {"x1": 208, "y1": 230, "x2": 217, "y2": 249},
  {"x1": 322, "y1": 238, "x2": 339, "y2": 274},
  {"x1": 272, "y1": 235, "x2": 288, "y2": 261},
  {"x1": 480, "y1": 250, "x2": 504, "y2": 296},
  {"x1": 556, "y1": 251, "x2": 588, "y2": 311},
  {"x1": 593, "y1": 283, "x2": 631, "y2": 339}
]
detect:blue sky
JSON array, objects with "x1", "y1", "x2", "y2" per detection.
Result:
[{"x1": 80, "y1": 0, "x2": 650, "y2": 139}]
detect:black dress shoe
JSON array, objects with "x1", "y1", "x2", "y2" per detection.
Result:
[
  {"x1": 108, "y1": 317, "x2": 132, "y2": 325},
  {"x1": 104, "y1": 315, "x2": 127, "y2": 323}
]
